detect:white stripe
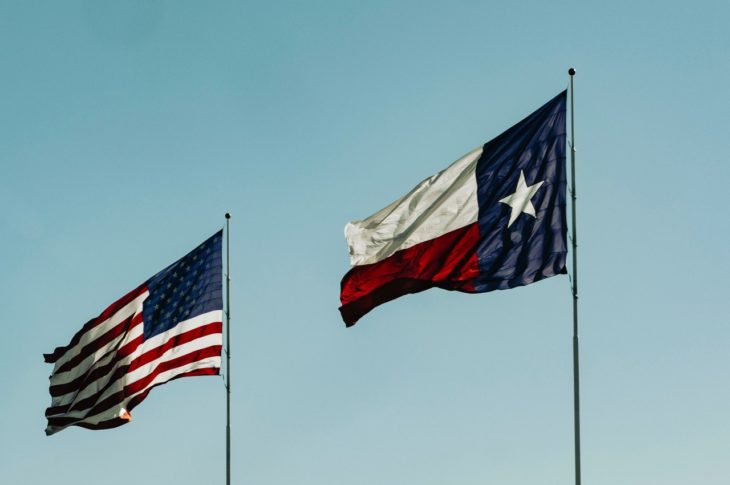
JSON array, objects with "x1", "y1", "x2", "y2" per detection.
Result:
[
  {"x1": 49, "y1": 321, "x2": 144, "y2": 390},
  {"x1": 48, "y1": 333, "x2": 222, "y2": 415},
  {"x1": 50, "y1": 291, "x2": 148, "y2": 372},
  {"x1": 345, "y1": 146, "x2": 482, "y2": 266},
  {"x1": 57, "y1": 332, "x2": 221, "y2": 415},
  {"x1": 45, "y1": 357, "x2": 220, "y2": 435},
  {"x1": 48, "y1": 310, "x2": 222, "y2": 409},
  {"x1": 125, "y1": 333, "x2": 221, "y2": 385}
]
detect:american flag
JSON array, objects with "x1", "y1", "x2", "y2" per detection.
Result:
[{"x1": 44, "y1": 231, "x2": 224, "y2": 436}]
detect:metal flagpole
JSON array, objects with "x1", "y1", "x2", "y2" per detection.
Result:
[
  {"x1": 568, "y1": 68, "x2": 581, "y2": 485},
  {"x1": 225, "y1": 212, "x2": 231, "y2": 485}
]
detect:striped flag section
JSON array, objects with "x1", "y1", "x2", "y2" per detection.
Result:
[
  {"x1": 339, "y1": 92, "x2": 568, "y2": 325},
  {"x1": 44, "y1": 231, "x2": 223, "y2": 435}
]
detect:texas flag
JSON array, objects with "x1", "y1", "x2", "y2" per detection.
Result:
[{"x1": 339, "y1": 91, "x2": 568, "y2": 326}]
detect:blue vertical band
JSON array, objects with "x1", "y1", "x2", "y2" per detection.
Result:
[{"x1": 473, "y1": 91, "x2": 568, "y2": 292}]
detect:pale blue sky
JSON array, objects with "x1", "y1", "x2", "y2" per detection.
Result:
[{"x1": 1, "y1": 1, "x2": 729, "y2": 484}]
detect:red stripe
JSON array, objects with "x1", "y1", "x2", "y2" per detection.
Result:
[
  {"x1": 45, "y1": 416, "x2": 130, "y2": 435},
  {"x1": 44, "y1": 283, "x2": 147, "y2": 364},
  {"x1": 54, "y1": 312, "x2": 143, "y2": 375},
  {"x1": 46, "y1": 345, "x2": 221, "y2": 428},
  {"x1": 125, "y1": 345, "x2": 222, "y2": 396},
  {"x1": 48, "y1": 332, "x2": 145, "y2": 400},
  {"x1": 126, "y1": 368, "x2": 220, "y2": 412},
  {"x1": 339, "y1": 223, "x2": 481, "y2": 326},
  {"x1": 73, "y1": 417, "x2": 129, "y2": 432},
  {"x1": 46, "y1": 368, "x2": 220, "y2": 435},
  {"x1": 128, "y1": 322, "x2": 222, "y2": 373},
  {"x1": 47, "y1": 322, "x2": 221, "y2": 414}
]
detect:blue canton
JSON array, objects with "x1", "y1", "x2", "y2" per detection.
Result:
[{"x1": 142, "y1": 231, "x2": 223, "y2": 339}]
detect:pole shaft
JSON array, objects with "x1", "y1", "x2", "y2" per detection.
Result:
[
  {"x1": 569, "y1": 70, "x2": 581, "y2": 485},
  {"x1": 225, "y1": 215, "x2": 231, "y2": 485}
]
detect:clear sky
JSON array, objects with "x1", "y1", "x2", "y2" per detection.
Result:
[{"x1": 1, "y1": 1, "x2": 728, "y2": 484}]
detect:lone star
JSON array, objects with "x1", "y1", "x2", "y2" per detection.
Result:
[{"x1": 499, "y1": 170, "x2": 544, "y2": 228}]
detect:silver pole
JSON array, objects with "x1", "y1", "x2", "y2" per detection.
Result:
[
  {"x1": 568, "y1": 68, "x2": 581, "y2": 485},
  {"x1": 225, "y1": 212, "x2": 231, "y2": 485}
]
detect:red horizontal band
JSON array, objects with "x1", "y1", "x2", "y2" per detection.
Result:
[
  {"x1": 48, "y1": 332, "x2": 145, "y2": 399},
  {"x1": 47, "y1": 323, "x2": 222, "y2": 415},
  {"x1": 339, "y1": 223, "x2": 481, "y2": 326},
  {"x1": 44, "y1": 283, "x2": 147, "y2": 364},
  {"x1": 54, "y1": 312, "x2": 143, "y2": 375},
  {"x1": 46, "y1": 347, "x2": 221, "y2": 429}
]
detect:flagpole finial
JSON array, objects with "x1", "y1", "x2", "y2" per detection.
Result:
[
  {"x1": 225, "y1": 213, "x2": 231, "y2": 219},
  {"x1": 568, "y1": 68, "x2": 576, "y2": 76}
]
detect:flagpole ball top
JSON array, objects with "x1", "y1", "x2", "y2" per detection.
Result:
[
  {"x1": 568, "y1": 68, "x2": 576, "y2": 76},
  {"x1": 225, "y1": 213, "x2": 231, "y2": 219}
]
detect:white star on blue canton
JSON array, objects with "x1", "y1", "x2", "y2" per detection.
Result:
[{"x1": 498, "y1": 170, "x2": 545, "y2": 228}]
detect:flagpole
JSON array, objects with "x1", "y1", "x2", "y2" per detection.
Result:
[
  {"x1": 568, "y1": 68, "x2": 581, "y2": 485},
  {"x1": 225, "y1": 212, "x2": 231, "y2": 485}
]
